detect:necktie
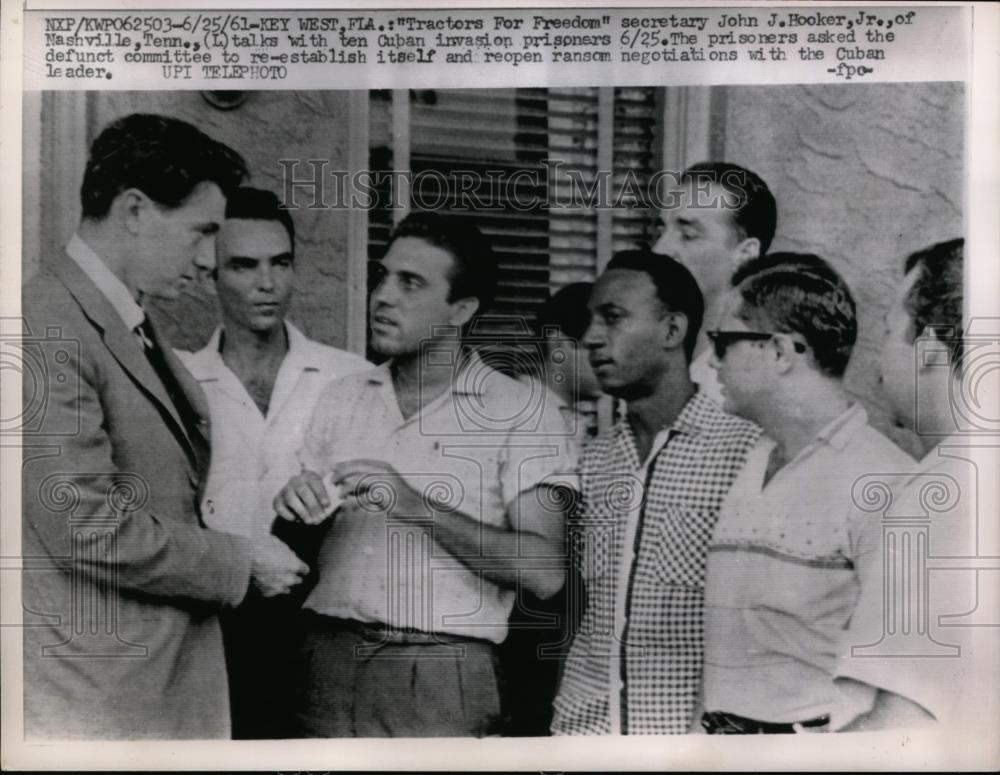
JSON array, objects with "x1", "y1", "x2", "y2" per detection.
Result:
[{"x1": 135, "y1": 315, "x2": 201, "y2": 439}]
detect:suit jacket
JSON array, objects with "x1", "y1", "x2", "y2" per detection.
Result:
[{"x1": 21, "y1": 251, "x2": 254, "y2": 740}]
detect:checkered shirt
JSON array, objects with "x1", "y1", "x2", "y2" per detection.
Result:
[{"x1": 551, "y1": 390, "x2": 760, "y2": 735}]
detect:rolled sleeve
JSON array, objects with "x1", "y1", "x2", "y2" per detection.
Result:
[{"x1": 498, "y1": 401, "x2": 580, "y2": 504}]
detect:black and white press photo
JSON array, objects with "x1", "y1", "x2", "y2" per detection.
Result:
[{"x1": 2, "y1": 2, "x2": 998, "y2": 771}]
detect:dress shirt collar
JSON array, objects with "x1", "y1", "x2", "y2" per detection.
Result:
[
  {"x1": 282, "y1": 322, "x2": 324, "y2": 371},
  {"x1": 812, "y1": 401, "x2": 868, "y2": 452},
  {"x1": 615, "y1": 386, "x2": 720, "y2": 444},
  {"x1": 916, "y1": 435, "x2": 962, "y2": 473},
  {"x1": 612, "y1": 387, "x2": 724, "y2": 471},
  {"x1": 364, "y1": 349, "x2": 488, "y2": 397},
  {"x1": 199, "y1": 321, "x2": 322, "y2": 378},
  {"x1": 65, "y1": 233, "x2": 145, "y2": 332},
  {"x1": 758, "y1": 401, "x2": 870, "y2": 479}
]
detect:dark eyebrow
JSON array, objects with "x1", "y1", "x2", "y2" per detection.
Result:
[
  {"x1": 674, "y1": 216, "x2": 701, "y2": 231},
  {"x1": 269, "y1": 252, "x2": 294, "y2": 264}
]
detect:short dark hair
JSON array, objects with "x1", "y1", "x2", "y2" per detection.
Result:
[
  {"x1": 731, "y1": 251, "x2": 834, "y2": 287},
  {"x1": 224, "y1": 187, "x2": 296, "y2": 253},
  {"x1": 681, "y1": 161, "x2": 777, "y2": 254},
  {"x1": 604, "y1": 249, "x2": 704, "y2": 362},
  {"x1": 735, "y1": 261, "x2": 857, "y2": 379},
  {"x1": 80, "y1": 113, "x2": 247, "y2": 219},
  {"x1": 903, "y1": 238, "x2": 964, "y2": 367},
  {"x1": 537, "y1": 282, "x2": 593, "y2": 341},
  {"x1": 387, "y1": 211, "x2": 497, "y2": 315}
]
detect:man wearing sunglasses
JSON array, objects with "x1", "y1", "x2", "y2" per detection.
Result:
[{"x1": 699, "y1": 257, "x2": 912, "y2": 734}]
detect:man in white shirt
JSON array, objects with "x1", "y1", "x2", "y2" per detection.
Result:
[
  {"x1": 274, "y1": 211, "x2": 577, "y2": 737},
  {"x1": 701, "y1": 254, "x2": 913, "y2": 733},
  {"x1": 653, "y1": 162, "x2": 777, "y2": 403},
  {"x1": 835, "y1": 238, "x2": 999, "y2": 736},
  {"x1": 177, "y1": 187, "x2": 369, "y2": 738}
]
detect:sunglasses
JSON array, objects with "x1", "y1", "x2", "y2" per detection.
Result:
[{"x1": 706, "y1": 330, "x2": 808, "y2": 359}]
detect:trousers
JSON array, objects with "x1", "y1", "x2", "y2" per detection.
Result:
[{"x1": 291, "y1": 612, "x2": 502, "y2": 738}]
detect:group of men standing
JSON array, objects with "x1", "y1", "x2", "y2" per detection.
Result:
[{"x1": 21, "y1": 112, "x2": 989, "y2": 740}]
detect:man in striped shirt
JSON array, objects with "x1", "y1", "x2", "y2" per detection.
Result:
[
  {"x1": 551, "y1": 250, "x2": 760, "y2": 734},
  {"x1": 700, "y1": 256, "x2": 913, "y2": 733}
]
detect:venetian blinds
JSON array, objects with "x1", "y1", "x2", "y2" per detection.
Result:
[{"x1": 367, "y1": 87, "x2": 662, "y2": 347}]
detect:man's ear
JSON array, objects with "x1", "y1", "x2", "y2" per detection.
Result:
[
  {"x1": 662, "y1": 310, "x2": 690, "y2": 353},
  {"x1": 116, "y1": 188, "x2": 151, "y2": 236},
  {"x1": 733, "y1": 236, "x2": 761, "y2": 266},
  {"x1": 771, "y1": 334, "x2": 798, "y2": 375},
  {"x1": 915, "y1": 326, "x2": 952, "y2": 374},
  {"x1": 449, "y1": 296, "x2": 480, "y2": 328}
]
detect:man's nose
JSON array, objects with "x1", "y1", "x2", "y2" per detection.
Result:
[
  {"x1": 582, "y1": 319, "x2": 604, "y2": 350},
  {"x1": 652, "y1": 229, "x2": 676, "y2": 256},
  {"x1": 256, "y1": 263, "x2": 275, "y2": 291},
  {"x1": 371, "y1": 276, "x2": 396, "y2": 305},
  {"x1": 194, "y1": 237, "x2": 216, "y2": 273}
]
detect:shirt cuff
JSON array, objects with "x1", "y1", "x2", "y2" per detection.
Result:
[{"x1": 209, "y1": 531, "x2": 254, "y2": 606}]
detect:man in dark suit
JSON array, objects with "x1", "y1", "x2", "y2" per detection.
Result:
[{"x1": 21, "y1": 113, "x2": 308, "y2": 739}]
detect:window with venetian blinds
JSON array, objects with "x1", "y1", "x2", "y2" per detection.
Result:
[{"x1": 367, "y1": 87, "x2": 663, "y2": 353}]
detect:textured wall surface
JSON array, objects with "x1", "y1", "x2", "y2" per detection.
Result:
[
  {"x1": 715, "y1": 82, "x2": 964, "y2": 453},
  {"x1": 89, "y1": 91, "x2": 353, "y2": 352}
]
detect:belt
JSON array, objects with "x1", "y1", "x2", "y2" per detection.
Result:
[
  {"x1": 702, "y1": 710, "x2": 830, "y2": 735},
  {"x1": 301, "y1": 611, "x2": 495, "y2": 649}
]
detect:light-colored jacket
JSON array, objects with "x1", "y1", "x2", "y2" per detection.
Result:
[{"x1": 21, "y1": 252, "x2": 252, "y2": 739}]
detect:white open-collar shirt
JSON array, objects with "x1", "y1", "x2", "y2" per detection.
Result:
[{"x1": 176, "y1": 322, "x2": 370, "y2": 541}]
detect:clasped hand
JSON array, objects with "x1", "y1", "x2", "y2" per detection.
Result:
[
  {"x1": 273, "y1": 459, "x2": 423, "y2": 525},
  {"x1": 250, "y1": 534, "x2": 309, "y2": 597}
]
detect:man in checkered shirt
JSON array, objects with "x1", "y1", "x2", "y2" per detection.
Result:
[{"x1": 551, "y1": 250, "x2": 760, "y2": 735}]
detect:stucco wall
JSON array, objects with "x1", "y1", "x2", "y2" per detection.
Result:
[
  {"x1": 713, "y1": 82, "x2": 964, "y2": 452},
  {"x1": 87, "y1": 90, "x2": 354, "y2": 352}
]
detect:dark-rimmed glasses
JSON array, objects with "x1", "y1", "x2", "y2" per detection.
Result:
[{"x1": 706, "y1": 330, "x2": 808, "y2": 359}]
